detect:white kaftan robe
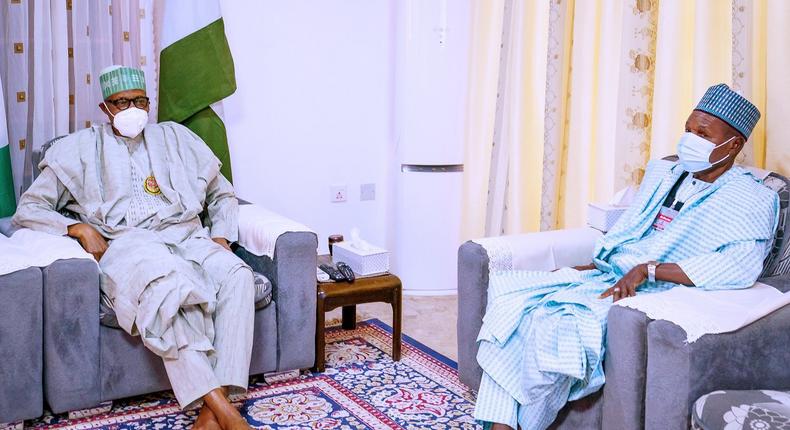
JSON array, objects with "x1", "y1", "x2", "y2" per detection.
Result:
[
  {"x1": 13, "y1": 122, "x2": 255, "y2": 408},
  {"x1": 474, "y1": 160, "x2": 780, "y2": 430}
]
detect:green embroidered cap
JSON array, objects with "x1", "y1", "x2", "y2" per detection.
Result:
[
  {"x1": 99, "y1": 65, "x2": 146, "y2": 99},
  {"x1": 695, "y1": 83, "x2": 760, "y2": 139}
]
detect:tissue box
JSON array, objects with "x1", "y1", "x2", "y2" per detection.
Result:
[
  {"x1": 332, "y1": 241, "x2": 390, "y2": 276},
  {"x1": 587, "y1": 203, "x2": 628, "y2": 232}
]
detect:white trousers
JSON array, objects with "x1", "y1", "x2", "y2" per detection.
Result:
[{"x1": 156, "y1": 250, "x2": 255, "y2": 409}]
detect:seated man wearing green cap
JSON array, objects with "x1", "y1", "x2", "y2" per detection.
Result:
[
  {"x1": 473, "y1": 84, "x2": 780, "y2": 430},
  {"x1": 14, "y1": 66, "x2": 254, "y2": 430}
]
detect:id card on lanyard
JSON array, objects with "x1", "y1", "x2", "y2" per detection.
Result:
[
  {"x1": 652, "y1": 206, "x2": 679, "y2": 231},
  {"x1": 652, "y1": 172, "x2": 689, "y2": 232}
]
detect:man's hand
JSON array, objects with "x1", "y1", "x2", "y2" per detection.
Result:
[
  {"x1": 212, "y1": 237, "x2": 232, "y2": 252},
  {"x1": 599, "y1": 264, "x2": 648, "y2": 302},
  {"x1": 67, "y1": 223, "x2": 109, "y2": 262}
]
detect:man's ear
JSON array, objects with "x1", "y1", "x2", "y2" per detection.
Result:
[
  {"x1": 98, "y1": 102, "x2": 113, "y2": 121},
  {"x1": 735, "y1": 135, "x2": 746, "y2": 151}
]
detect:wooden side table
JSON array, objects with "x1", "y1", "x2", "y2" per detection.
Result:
[{"x1": 314, "y1": 255, "x2": 402, "y2": 372}]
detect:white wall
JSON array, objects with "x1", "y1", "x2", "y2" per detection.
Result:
[{"x1": 220, "y1": 0, "x2": 394, "y2": 254}]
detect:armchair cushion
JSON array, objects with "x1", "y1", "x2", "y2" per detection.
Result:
[
  {"x1": 692, "y1": 389, "x2": 790, "y2": 430},
  {"x1": 760, "y1": 172, "x2": 790, "y2": 277},
  {"x1": 252, "y1": 272, "x2": 273, "y2": 309}
]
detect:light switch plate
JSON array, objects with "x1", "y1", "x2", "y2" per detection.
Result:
[{"x1": 360, "y1": 183, "x2": 375, "y2": 201}]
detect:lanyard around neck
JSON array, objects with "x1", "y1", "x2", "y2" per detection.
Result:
[{"x1": 662, "y1": 172, "x2": 689, "y2": 211}]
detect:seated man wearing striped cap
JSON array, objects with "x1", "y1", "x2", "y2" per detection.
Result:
[
  {"x1": 14, "y1": 66, "x2": 254, "y2": 430},
  {"x1": 474, "y1": 84, "x2": 780, "y2": 430}
]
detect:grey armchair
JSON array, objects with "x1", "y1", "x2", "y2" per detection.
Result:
[
  {"x1": 0, "y1": 218, "x2": 316, "y2": 417},
  {"x1": 0, "y1": 267, "x2": 43, "y2": 427},
  {"x1": 457, "y1": 169, "x2": 790, "y2": 430},
  {"x1": 2, "y1": 136, "x2": 319, "y2": 416}
]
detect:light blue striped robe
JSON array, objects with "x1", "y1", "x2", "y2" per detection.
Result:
[{"x1": 474, "y1": 160, "x2": 780, "y2": 430}]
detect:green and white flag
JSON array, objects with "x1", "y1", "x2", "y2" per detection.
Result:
[
  {"x1": 0, "y1": 74, "x2": 15, "y2": 217},
  {"x1": 158, "y1": 1, "x2": 237, "y2": 181}
]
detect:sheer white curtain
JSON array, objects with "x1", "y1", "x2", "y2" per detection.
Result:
[
  {"x1": 461, "y1": 0, "x2": 790, "y2": 240},
  {"x1": 0, "y1": 0, "x2": 157, "y2": 198}
]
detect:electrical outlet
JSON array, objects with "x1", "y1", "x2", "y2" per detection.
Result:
[
  {"x1": 360, "y1": 183, "x2": 376, "y2": 201},
  {"x1": 330, "y1": 185, "x2": 347, "y2": 203}
]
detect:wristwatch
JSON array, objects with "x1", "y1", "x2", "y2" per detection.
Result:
[{"x1": 647, "y1": 261, "x2": 660, "y2": 283}]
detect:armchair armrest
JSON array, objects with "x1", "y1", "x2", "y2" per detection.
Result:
[
  {"x1": 0, "y1": 230, "x2": 99, "y2": 413},
  {"x1": 234, "y1": 204, "x2": 317, "y2": 371},
  {"x1": 601, "y1": 306, "x2": 652, "y2": 430},
  {"x1": 42, "y1": 258, "x2": 101, "y2": 414},
  {"x1": 644, "y1": 296, "x2": 790, "y2": 429},
  {"x1": 236, "y1": 232, "x2": 318, "y2": 372},
  {"x1": 456, "y1": 227, "x2": 602, "y2": 389},
  {"x1": 457, "y1": 240, "x2": 488, "y2": 389},
  {"x1": 0, "y1": 267, "x2": 43, "y2": 423}
]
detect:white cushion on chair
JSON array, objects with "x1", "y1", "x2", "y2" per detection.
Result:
[
  {"x1": 616, "y1": 282, "x2": 790, "y2": 343},
  {"x1": 473, "y1": 227, "x2": 602, "y2": 273},
  {"x1": 237, "y1": 204, "x2": 315, "y2": 258},
  {"x1": 0, "y1": 228, "x2": 94, "y2": 276}
]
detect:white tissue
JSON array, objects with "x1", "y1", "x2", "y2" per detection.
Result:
[
  {"x1": 349, "y1": 228, "x2": 373, "y2": 252},
  {"x1": 608, "y1": 186, "x2": 637, "y2": 207}
]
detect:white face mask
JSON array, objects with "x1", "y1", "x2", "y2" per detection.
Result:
[
  {"x1": 105, "y1": 104, "x2": 148, "y2": 138},
  {"x1": 676, "y1": 132, "x2": 736, "y2": 173}
]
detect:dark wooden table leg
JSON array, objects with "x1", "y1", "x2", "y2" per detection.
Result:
[
  {"x1": 391, "y1": 283, "x2": 402, "y2": 361},
  {"x1": 342, "y1": 305, "x2": 357, "y2": 330},
  {"x1": 314, "y1": 289, "x2": 326, "y2": 372}
]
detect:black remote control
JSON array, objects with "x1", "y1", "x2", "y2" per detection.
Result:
[
  {"x1": 319, "y1": 263, "x2": 346, "y2": 282},
  {"x1": 336, "y1": 262, "x2": 355, "y2": 283}
]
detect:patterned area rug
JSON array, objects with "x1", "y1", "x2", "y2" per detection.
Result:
[{"x1": 26, "y1": 320, "x2": 480, "y2": 429}]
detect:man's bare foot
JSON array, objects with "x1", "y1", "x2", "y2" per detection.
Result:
[
  {"x1": 193, "y1": 405, "x2": 221, "y2": 430},
  {"x1": 203, "y1": 389, "x2": 251, "y2": 430},
  {"x1": 490, "y1": 423, "x2": 515, "y2": 430}
]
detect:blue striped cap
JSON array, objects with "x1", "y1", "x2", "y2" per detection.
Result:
[
  {"x1": 99, "y1": 65, "x2": 146, "y2": 99},
  {"x1": 695, "y1": 83, "x2": 760, "y2": 139}
]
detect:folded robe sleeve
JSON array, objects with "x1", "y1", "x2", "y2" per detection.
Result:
[
  {"x1": 676, "y1": 184, "x2": 779, "y2": 291},
  {"x1": 203, "y1": 173, "x2": 238, "y2": 243},
  {"x1": 677, "y1": 239, "x2": 771, "y2": 290},
  {"x1": 12, "y1": 167, "x2": 79, "y2": 236}
]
